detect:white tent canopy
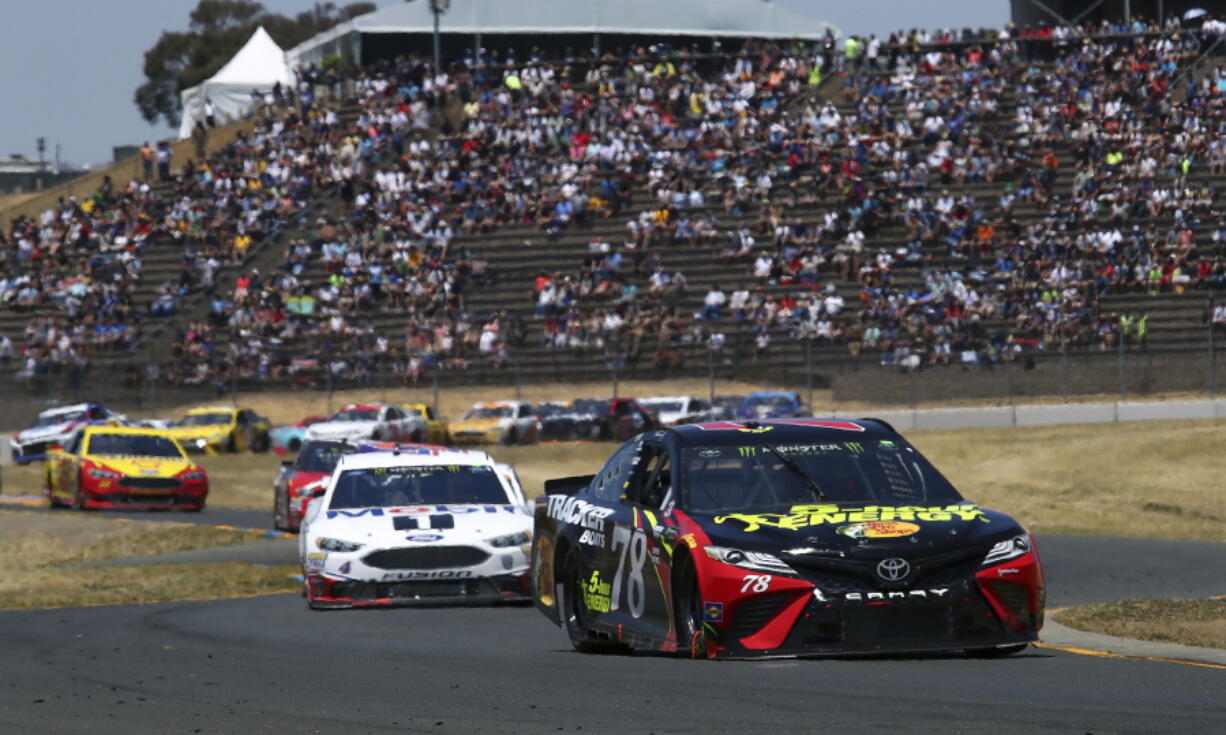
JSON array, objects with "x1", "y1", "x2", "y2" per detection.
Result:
[
  {"x1": 288, "y1": 0, "x2": 838, "y2": 66},
  {"x1": 179, "y1": 26, "x2": 294, "y2": 139}
]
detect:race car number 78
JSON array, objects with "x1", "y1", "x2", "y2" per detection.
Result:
[
  {"x1": 741, "y1": 574, "x2": 772, "y2": 593},
  {"x1": 610, "y1": 526, "x2": 648, "y2": 618}
]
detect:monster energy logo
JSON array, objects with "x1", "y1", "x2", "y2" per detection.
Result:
[
  {"x1": 844, "y1": 442, "x2": 864, "y2": 453},
  {"x1": 738, "y1": 446, "x2": 758, "y2": 457}
]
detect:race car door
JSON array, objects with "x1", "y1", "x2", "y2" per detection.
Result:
[
  {"x1": 599, "y1": 438, "x2": 675, "y2": 643},
  {"x1": 50, "y1": 430, "x2": 86, "y2": 503}
]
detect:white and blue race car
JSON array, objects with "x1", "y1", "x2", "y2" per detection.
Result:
[
  {"x1": 298, "y1": 446, "x2": 533, "y2": 608},
  {"x1": 10, "y1": 403, "x2": 126, "y2": 464}
]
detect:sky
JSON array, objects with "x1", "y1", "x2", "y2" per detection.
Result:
[{"x1": 0, "y1": 1, "x2": 1010, "y2": 168}]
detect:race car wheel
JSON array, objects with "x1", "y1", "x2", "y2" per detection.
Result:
[
  {"x1": 559, "y1": 551, "x2": 607, "y2": 653},
  {"x1": 967, "y1": 643, "x2": 1029, "y2": 658},
  {"x1": 410, "y1": 430, "x2": 423, "y2": 443},
  {"x1": 251, "y1": 431, "x2": 270, "y2": 453},
  {"x1": 502, "y1": 428, "x2": 518, "y2": 446},
  {"x1": 673, "y1": 556, "x2": 709, "y2": 659},
  {"x1": 287, "y1": 438, "x2": 302, "y2": 453},
  {"x1": 223, "y1": 433, "x2": 237, "y2": 453}
]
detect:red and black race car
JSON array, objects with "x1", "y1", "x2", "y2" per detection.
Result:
[
  {"x1": 273, "y1": 440, "x2": 356, "y2": 532},
  {"x1": 530, "y1": 419, "x2": 1044, "y2": 659}
]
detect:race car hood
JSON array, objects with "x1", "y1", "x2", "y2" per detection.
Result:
[
  {"x1": 15, "y1": 421, "x2": 83, "y2": 443},
  {"x1": 307, "y1": 421, "x2": 378, "y2": 440},
  {"x1": 312, "y1": 504, "x2": 531, "y2": 544},
  {"x1": 287, "y1": 470, "x2": 330, "y2": 494},
  {"x1": 691, "y1": 502, "x2": 1021, "y2": 557},
  {"x1": 86, "y1": 455, "x2": 195, "y2": 478}
]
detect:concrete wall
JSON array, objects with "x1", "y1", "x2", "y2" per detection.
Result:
[{"x1": 833, "y1": 399, "x2": 1226, "y2": 432}]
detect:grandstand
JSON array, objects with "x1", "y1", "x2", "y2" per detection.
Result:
[{"x1": 2, "y1": 12, "x2": 1224, "y2": 421}]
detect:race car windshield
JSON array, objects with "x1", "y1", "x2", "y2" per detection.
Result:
[
  {"x1": 646, "y1": 401, "x2": 684, "y2": 413},
  {"x1": 297, "y1": 443, "x2": 355, "y2": 472},
  {"x1": 744, "y1": 396, "x2": 793, "y2": 408},
  {"x1": 179, "y1": 413, "x2": 230, "y2": 426},
  {"x1": 33, "y1": 411, "x2": 88, "y2": 427},
  {"x1": 331, "y1": 409, "x2": 379, "y2": 421},
  {"x1": 464, "y1": 406, "x2": 513, "y2": 419},
  {"x1": 329, "y1": 465, "x2": 509, "y2": 509},
  {"x1": 536, "y1": 403, "x2": 575, "y2": 417},
  {"x1": 682, "y1": 440, "x2": 962, "y2": 513},
  {"x1": 87, "y1": 434, "x2": 183, "y2": 458}
]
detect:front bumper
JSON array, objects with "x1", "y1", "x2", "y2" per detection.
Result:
[
  {"x1": 306, "y1": 572, "x2": 530, "y2": 608},
  {"x1": 11, "y1": 440, "x2": 51, "y2": 464},
  {"x1": 699, "y1": 550, "x2": 1044, "y2": 658},
  {"x1": 80, "y1": 477, "x2": 209, "y2": 510}
]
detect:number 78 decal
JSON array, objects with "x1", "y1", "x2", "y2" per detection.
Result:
[
  {"x1": 610, "y1": 526, "x2": 648, "y2": 618},
  {"x1": 741, "y1": 574, "x2": 772, "y2": 593}
]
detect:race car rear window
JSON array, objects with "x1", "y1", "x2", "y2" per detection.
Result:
[
  {"x1": 331, "y1": 409, "x2": 380, "y2": 421},
  {"x1": 33, "y1": 411, "x2": 87, "y2": 427},
  {"x1": 87, "y1": 434, "x2": 184, "y2": 458},
  {"x1": 329, "y1": 465, "x2": 509, "y2": 509},
  {"x1": 178, "y1": 413, "x2": 230, "y2": 426},
  {"x1": 681, "y1": 440, "x2": 961, "y2": 513},
  {"x1": 296, "y1": 443, "x2": 356, "y2": 472}
]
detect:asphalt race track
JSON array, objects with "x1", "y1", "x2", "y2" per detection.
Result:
[{"x1": 0, "y1": 533, "x2": 1223, "y2": 733}]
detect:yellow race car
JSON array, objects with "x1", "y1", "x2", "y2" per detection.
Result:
[
  {"x1": 45, "y1": 426, "x2": 208, "y2": 511},
  {"x1": 401, "y1": 403, "x2": 450, "y2": 445},
  {"x1": 163, "y1": 406, "x2": 272, "y2": 454}
]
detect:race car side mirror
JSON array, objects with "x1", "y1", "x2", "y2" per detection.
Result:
[
  {"x1": 281, "y1": 461, "x2": 293, "y2": 469},
  {"x1": 311, "y1": 487, "x2": 327, "y2": 498}
]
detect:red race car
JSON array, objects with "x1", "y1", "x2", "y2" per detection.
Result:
[{"x1": 273, "y1": 440, "x2": 355, "y2": 531}]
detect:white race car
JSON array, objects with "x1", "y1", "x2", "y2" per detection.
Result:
[
  {"x1": 639, "y1": 395, "x2": 716, "y2": 426},
  {"x1": 304, "y1": 403, "x2": 428, "y2": 444},
  {"x1": 10, "y1": 403, "x2": 126, "y2": 464},
  {"x1": 298, "y1": 446, "x2": 533, "y2": 608}
]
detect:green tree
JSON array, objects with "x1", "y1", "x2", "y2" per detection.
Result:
[{"x1": 134, "y1": 1, "x2": 375, "y2": 127}]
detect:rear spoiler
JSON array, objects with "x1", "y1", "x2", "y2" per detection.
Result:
[
  {"x1": 857, "y1": 417, "x2": 898, "y2": 434},
  {"x1": 543, "y1": 474, "x2": 595, "y2": 497}
]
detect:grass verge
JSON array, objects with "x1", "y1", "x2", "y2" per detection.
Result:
[
  {"x1": 1055, "y1": 599, "x2": 1226, "y2": 650},
  {"x1": 5, "y1": 418, "x2": 1223, "y2": 541},
  {"x1": 0, "y1": 510, "x2": 297, "y2": 609}
]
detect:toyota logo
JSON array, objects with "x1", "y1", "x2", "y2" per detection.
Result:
[{"x1": 876, "y1": 557, "x2": 910, "y2": 582}]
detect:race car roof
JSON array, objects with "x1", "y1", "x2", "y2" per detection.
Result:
[
  {"x1": 187, "y1": 406, "x2": 238, "y2": 414},
  {"x1": 668, "y1": 419, "x2": 892, "y2": 446},
  {"x1": 80, "y1": 425, "x2": 174, "y2": 437},
  {"x1": 335, "y1": 447, "x2": 494, "y2": 471},
  {"x1": 39, "y1": 403, "x2": 99, "y2": 417}
]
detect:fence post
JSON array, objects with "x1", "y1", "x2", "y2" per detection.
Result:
[
  {"x1": 1061, "y1": 340, "x2": 1069, "y2": 404},
  {"x1": 432, "y1": 361, "x2": 441, "y2": 417},
  {"x1": 805, "y1": 335, "x2": 813, "y2": 411},
  {"x1": 1210, "y1": 296, "x2": 1217, "y2": 401},
  {"x1": 1117, "y1": 325, "x2": 1126, "y2": 404}
]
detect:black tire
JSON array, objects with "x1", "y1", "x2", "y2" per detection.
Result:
[
  {"x1": 410, "y1": 430, "x2": 423, "y2": 443},
  {"x1": 287, "y1": 437, "x2": 302, "y2": 453},
  {"x1": 251, "y1": 431, "x2": 270, "y2": 453},
  {"x1": 673, "y1": 556, "x2": 709, "y2": 659},
  {"x1": 967, "y1": 643, "x2": 1029, "y2": 658},
  {"x1": 558, "y1": 551, "x2": 607, "y2": 653},
  {"x1": 223, "y1": 433, "x2": 237, "y2": 453},
  {"x1": 502, "y1": 428, "x2": 518, "y2": 446}
]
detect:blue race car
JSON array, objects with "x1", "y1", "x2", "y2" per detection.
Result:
[{"x1": 735, "y1": 391, "x2": 809, "y2": 420}]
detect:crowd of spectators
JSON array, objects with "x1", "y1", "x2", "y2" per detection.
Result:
[{"x1": 6, "y1": 14, "x2": 1226, "y2": 390}]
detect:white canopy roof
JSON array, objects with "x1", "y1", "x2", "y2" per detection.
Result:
[
  {"x1": 178, "y1": 27, "x2": 294, "y2": 138},
  {"x1": 289, "y1": 0, "x2": 838, "y2": 64}
]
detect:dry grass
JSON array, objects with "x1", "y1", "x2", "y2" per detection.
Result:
[
  {"x1": 0, "y1": 510, "x2": 296, "y2": 609},
  {"x1": 1056, "y1": 599, "x2": 1226, "y2": 650},
  {"x1": 6, "y1": 419, "x2": 1222, "y2": 541}
]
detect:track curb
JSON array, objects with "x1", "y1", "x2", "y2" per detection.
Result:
[{"x1": 1039, "y1": 616, "x2": 1226, "y2": 667}]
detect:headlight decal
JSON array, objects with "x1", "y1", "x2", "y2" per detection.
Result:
[
  {"x1": 316, "y1": 537, "x2": 365, "y2": 553},
  {"x1": 704, "y1": 545, "x2": 796, "y2": 575},
  {"x1": 982, "y1": 534, "x2": 1031, "y2": 566}
]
